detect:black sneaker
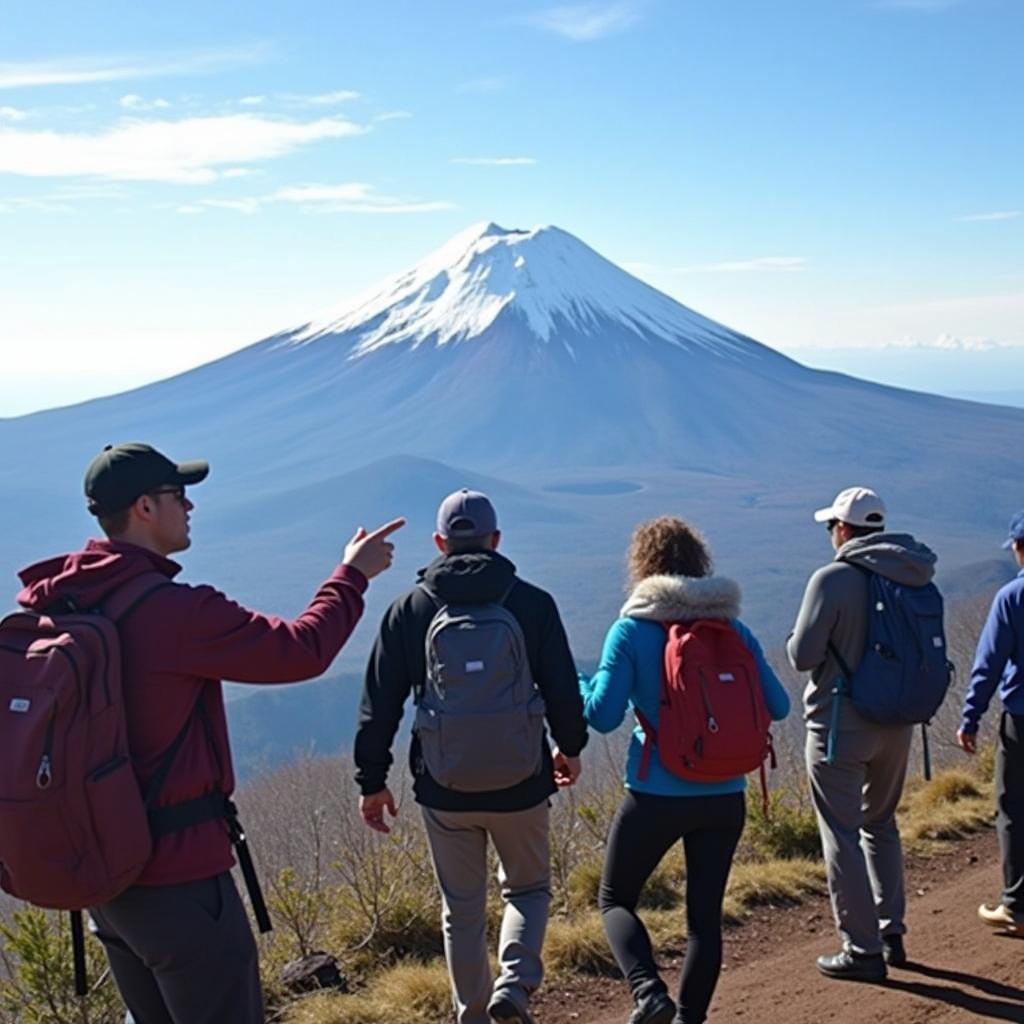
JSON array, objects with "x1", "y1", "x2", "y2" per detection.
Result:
[
  {"x1": 487, "y1": 995, "x2": 535, "y2": 1024},
  {"x1": 815, "y1": 949, "x2": 886, "y2": 982},
  {"x1": 628, "y1": 990, "x2": 675, "y2": 1024},
  {"x1": 882, "y1": 934, "x2": 907, "y2": 967}
]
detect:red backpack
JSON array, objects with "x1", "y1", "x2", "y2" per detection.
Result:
[
  {"x1": 634, "y1": 619, "x2": 775, "y2": 806},
  {"x1": 0, "y1": 574, "x2": 174, "y2": 912}
]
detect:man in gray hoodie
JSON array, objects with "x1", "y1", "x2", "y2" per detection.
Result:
[{"x1": 787, "y1": 486, "x2": 937, "y2": 982}]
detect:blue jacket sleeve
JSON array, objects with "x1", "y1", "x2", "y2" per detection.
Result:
[
  {"x1": 961, "y1": 587, "x2": 1017, "y2": 733},
  {"x1": 734, "y1": 619, "x2": 791, "y2": 722},
  {"x1": 579, "y1": 619, "x2": 636, "y2": 734}
]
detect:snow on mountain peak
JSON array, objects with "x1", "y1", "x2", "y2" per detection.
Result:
[{"x1": 289, "y1": 221, "x2": 752, "y2": 358}]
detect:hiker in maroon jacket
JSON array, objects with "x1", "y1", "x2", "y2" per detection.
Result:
[{"x1": 15, "y1": 442, "x2": 404, "y2": 1024}]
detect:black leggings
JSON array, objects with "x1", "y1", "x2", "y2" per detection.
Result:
[{"x1": 598, "y1": 790, "x2": 745, "y2": 1024}]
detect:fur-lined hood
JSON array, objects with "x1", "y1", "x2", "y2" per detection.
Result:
[{"x1": 620, "y1": 574, "x2": 741, "y2": 622}]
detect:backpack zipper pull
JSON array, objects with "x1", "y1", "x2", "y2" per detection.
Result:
[{"x1": 37, "y1": 754, "x2": 52, "y2": 789}]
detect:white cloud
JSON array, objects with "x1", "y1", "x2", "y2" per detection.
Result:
[
  {"x1": 175, "y1": 204, "x2": 205, "y2": 215},
  {"x1": 182, "y1": 181, "x2": 454, "y2": 215},
  {"x1": 292, "y1": 89, "x2": 359, "y2": 106},
  {"x1": 956, "y1": 210, "x2": 1021, "y2": 222},
  {"x1": 456, "y1": 76, "x2": 509, "y2": 94},
  {"x1": 885, "y1": 333, "x2": 1004, "y2": 351},
  {"x1": 0, "y1": 105, "x2": 29, "y2": 121},
  {"x1": 119, "y1": 94, "x2": 171, "y2": 111},
  {"x1": 374, "y1": 110, "x2": 413, "y2": 122},
  {"x1": 0, "y1": 46, "x2": 266, "y2": 90},
  {"x1": 667, "y1": 256, "x2": 807, "y2": 274},
  {"x1": 451, "y1": 156, "x2": 537, "y2": 166},
  {"x1": 875, "y1": 0, "x2": 962, "y2": 10},
  {"x1": 0, "y1": 114, "x2": 365, "y2": 184},
  {"x1": 222, "y1": 167, "x2": 258, "y2": 178},
  {"x1": 525, "y1": 2, "x2": 641, "y2": 41},
  {"x1": 239, "y1": 95, "x2": 266, "y2": 106}
]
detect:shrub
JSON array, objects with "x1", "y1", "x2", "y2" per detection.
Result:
[{"x1": 740, "y1": 786, "x2": 822, "y2": 862}]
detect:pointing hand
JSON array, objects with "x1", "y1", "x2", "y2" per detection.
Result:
[{"x1": 343, "y1": 518, "x2": 406, "y2": 580}]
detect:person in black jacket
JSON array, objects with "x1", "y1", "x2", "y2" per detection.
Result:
[{"x1": 354, "y1": 489, "x2": 588, "y2": 1024}]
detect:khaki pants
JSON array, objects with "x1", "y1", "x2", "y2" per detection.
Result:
[
  {"x1": 421, "y1": 802, "x2": 551, "y2": 1024},
  {"x1": 806, "y1": 722, "x2": 912, "y2": 956}
]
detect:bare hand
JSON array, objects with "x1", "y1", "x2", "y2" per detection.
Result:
[
  {"x1": 360, "y1": 788, "x2": 397, "y2": 833},
  {"x1": 552, "y1": 748, "x2": 581, "y2": 787},
  {"x1": 957, "y1": 729, "x2": 977, "y2": 755},
  {"x1": 344, "y1": 518, "x2": 406, "y2": 580}
]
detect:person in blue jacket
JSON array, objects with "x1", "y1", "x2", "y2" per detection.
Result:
[
  {"x1": 579, "y1": 517, "x2": 790, "y2": 1024},
  {"x1": 957, "y1": 509, "x2": 1024, "y2": 933}
]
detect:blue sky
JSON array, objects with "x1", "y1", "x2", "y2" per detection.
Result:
[{"x1": 1, "y1": 0, "x2": 1021, "y2": 415}]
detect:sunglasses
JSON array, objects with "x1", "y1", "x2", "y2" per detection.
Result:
[
  {"x1": 825, "y1": 519, "x2": 839, "y2": 533},
  {"x1": 149, "y1": 485, "x2": 187, "y2": 505}
]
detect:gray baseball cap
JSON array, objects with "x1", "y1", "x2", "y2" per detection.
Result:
[{"x1": 436, "y1": 488, "x2": 498, "y2": 538}]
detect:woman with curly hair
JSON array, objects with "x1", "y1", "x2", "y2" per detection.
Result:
[{"x1": 580, "y1": 516, "x2": 790, "y2": 1024}]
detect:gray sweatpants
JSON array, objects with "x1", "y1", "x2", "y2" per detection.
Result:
[
  {"x1": 90, "y1": 872, "x2": 263, "y2": 1024},
  {"x1": 421, "y1": 802, "x2": 551, "y2": 1024},
  {"x1": 805, "y1": 722, "x2": 913, "y2": 956}
]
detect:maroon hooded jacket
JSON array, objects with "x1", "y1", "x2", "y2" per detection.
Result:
[{"x1": 16, "y1": 538, "x2": 367, "y2": 888}]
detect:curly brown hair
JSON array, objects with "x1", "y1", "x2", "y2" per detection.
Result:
[{"x1": 627, "y1": 516, "x2": 713, "y2": 586}]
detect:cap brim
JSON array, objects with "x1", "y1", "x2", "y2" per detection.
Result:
[
  {"x1": 812, "y1": 506, "x2": 835, "y2": 523},
  {"x1": 169, "y1": 460, "x2": 209, "y2": 486},
  {"x1": 1002, "y1": 538, "x2": 1015, "y2": 550}
]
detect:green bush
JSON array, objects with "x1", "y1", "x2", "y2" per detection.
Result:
[{"x1": 741, "y1": 787, "x2": 822, "y2": 862}]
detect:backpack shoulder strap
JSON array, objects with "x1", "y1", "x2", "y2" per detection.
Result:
[{"x1": 101, "y1": 572, "x2": 176, "y2": 623}]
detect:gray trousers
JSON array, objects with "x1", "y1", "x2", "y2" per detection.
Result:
[
  {"x1": 805, "y1": 722, "x2": 912, "y2": 955},
  {"x1": 90, "y1": 872, "x2": 264, "y2": 1024},
  {"x1": 421, "y1": 802, "x2": 551, "y2": 1024}
]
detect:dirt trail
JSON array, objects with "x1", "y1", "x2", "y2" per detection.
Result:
[{"x1": 550, "y1": 830, "x2": 1024, "y2": 1023}]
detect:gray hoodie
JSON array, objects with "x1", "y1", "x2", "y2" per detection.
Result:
[{"x1": 786, "y1": 532, "x2": 938, "y2": 726}]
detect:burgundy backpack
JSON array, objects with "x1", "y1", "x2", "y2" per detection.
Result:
[
  {"x1": 634, "y1": 620, "x2": 775, "y2": 807},
  {"x1": 0, "y1": 573, "x2": 271, "y2": 995}
]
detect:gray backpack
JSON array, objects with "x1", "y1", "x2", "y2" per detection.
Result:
[{"x1": 414, "y1": 584, "x2": 547, "y2": 792}]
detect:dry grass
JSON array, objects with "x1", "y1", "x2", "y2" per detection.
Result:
[
  {"x1": 899, "y1": 767, "x2": 994, "y2": 845},
  {"x1": 544, "y1": 913, "x2": 619, "y2": 978},
  {"x1": 279, "y1": 961, "x2": 452, "y2": 1024},
  {"x1": 722, "y1": 858, "x2": 827, "y2": 923}
]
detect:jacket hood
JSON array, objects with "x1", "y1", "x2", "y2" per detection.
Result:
[
  {"x1": 620, "y1": 574, "x2": 741, "y2": 622},
  {"x1": 17, "y1": 539, "x2": 180, "y2": 613},
  {"x1": 417, "y1": 550, "x2": 518, "y2": 605},
  {"x1": 837, "y1": 531, "x2": 937, "y2": 587}
]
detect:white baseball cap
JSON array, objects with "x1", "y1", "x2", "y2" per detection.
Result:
[{"x1": 813, "y1": 486, "x2": 887, "y2": 528}]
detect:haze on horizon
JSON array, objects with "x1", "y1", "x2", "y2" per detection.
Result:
[{"x1": 1, "y1": 0, "x2": 1021, "y2": 417}]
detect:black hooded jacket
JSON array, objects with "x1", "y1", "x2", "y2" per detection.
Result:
[{"x1": 354, "y1": 550, "x2": 588, "y2": 812}]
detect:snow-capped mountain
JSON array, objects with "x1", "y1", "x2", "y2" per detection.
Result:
[
  {"x1": 290, "y1": 221, "x2": 762, "y2": 360},
  {"x1": 2, "y1": 221, "x2": 1022, "y2": 699}
]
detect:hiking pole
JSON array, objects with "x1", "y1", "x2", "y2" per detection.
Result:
[
  {"x1": 921, "y1": 723, "x2": 932, "y2": 782},
  {"x1": 70, "y1": 910, "x2": 88, "y2": 997}
]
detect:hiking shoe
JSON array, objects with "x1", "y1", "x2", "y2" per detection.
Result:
[
  {"x1": 487, "y1": 995, "x2": 535, "y2": 1024},
  {"x1": 815, "y1": 949, "x2": 886, "y2": 982},
  {"x1": 627, "y1": 990, "x2": 675, "y2": 1024},
  {"x1": 978, "y1": 903, "x2": 1022, "y2": 932},
  {"x1": 882, "y1": 934, "x2": 907, "y2": 967}
]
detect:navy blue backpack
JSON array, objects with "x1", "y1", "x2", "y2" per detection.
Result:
[{"x1": 827, "y1": 567, "x2": 953, "y2": 776}]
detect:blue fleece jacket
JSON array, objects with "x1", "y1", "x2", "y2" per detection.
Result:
[
  {"x1": 961, "y1": 569, "x2": 1024, "y2": 733},
  {"x1": 580, "y1": 615, "x2": 791, "y2": 796}
]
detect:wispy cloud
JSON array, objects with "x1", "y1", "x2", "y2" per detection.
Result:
[
  {"x1": 374, "y1": 110, "x2": 413, "y2": 122},
  {"x1": 119, "y1": 94, "x2": 171, "y2": 111},
  {"x1": 0, "y1": 46, "x2": 266, "y2": 90},
  {"x1": 525, "y1": 2, "x2": 642, "y2": 41},
  {"x1": 956, "y1": 210, "x2": 1021, "y2": 222},
  {"x1": 0, "y1": 105, "x2": 29, "y2": 121},
  {"x1": 451, "y1": 156, "x2": 537, "y2": 166},
  {"x1": 671, "y1": 254, "x2": 806, "y2": 272},
  {"x1": 457, "y1": 76, "x2": 509, "y2": 94},
  {"x1": 289, "y1": 89, "x2": 359, "y2": 106},
  {"x1": 174, "y1": 182, "x2": 454, "y2": 216},
  {"x1": 875, "y1": 0, "x2": 962, "y2": 10},
  {"x1": 239, "y1": 95, "x2": 266, "y2": 106},
  {"x1": 0, "y1": 114, "x2": 365, "y2": 184},
  {"x1": 885, "y1": 333, "x2": 1004, "y2": 351}
]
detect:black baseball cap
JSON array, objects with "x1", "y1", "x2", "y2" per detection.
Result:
[{"x1": 84, "y1": 442, "x2": 209, "y2": 516}]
